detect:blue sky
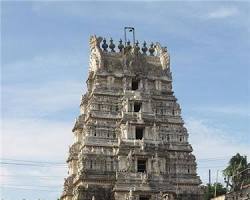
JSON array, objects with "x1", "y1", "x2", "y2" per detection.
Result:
[{"x1": 1, "y1": 1, "x2": 250, "y2": 199}]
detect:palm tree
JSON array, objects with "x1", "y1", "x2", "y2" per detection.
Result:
[{"x1": 223, "y1": 153, "x2": 248, "y2": 191}]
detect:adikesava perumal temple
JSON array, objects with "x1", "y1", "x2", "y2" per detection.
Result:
[{"x1": 60, "y1": 32, "x2": 203, "y2": 200}]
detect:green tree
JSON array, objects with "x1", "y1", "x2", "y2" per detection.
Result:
[
  {"x1": 203, "y1": 183, "x2": 227, "y2": 200},
  {"x1": 223, "y1": 153, "x2": 248, "y2": 191}
]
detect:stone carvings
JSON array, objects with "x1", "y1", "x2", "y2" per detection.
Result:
[
  {"x1": 89, "y1": 35, "x2": 104, "y2": 71},
  {"x1": 126, "y1": 150, "x2": 134, "y2": 172},
  {"x1": 60, "y1": 35, "x2": 203, "y2": 200},
  {"x1": 158, "y1": 192, "x2": 175, "y2": 200},
  {"x1": 129, "y1": 188, "x2": 134, "y2": 200},
  {"x1": 153, "y1": 152, "x2": 161, "y2": 174},
  {"x1": 141, "y1": 172, "x2": 148, "y2": 184},
  {"x1": 123, "y1": 46, "x2": 148, "y2": 73},
  {"x1": 155, "y1": 43, "x2": 170, "y2": 70}
]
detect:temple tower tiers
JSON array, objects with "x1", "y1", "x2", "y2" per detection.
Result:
[{"x1": 60, "y1": 35, "x2": 203, "y2": 200}]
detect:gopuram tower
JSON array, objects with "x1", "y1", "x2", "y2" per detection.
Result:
[{"x1": 60, "y1": 29, "x2": 203, "y2": 200}]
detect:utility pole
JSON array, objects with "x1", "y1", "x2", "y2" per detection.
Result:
[
  {"x1": 214, "y1": 170, "x2": 219, "y2": 197},
  {"x1": 209, "y1": 169, "x2": 211, "y2": 186},
  {"x1": 208, "y1": 169, "x2": 211, "y2": 199}
]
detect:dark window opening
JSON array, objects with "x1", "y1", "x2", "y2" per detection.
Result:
[
  {"x1": 139, "y1": 197, "x2": 149, "y2": 200},
  {"x1": 132, "y1": 79, "x2": 139, "y2": 90},
  {"x1": 180, "y1": 137, "x2": 182, "y2": 142},
  {"x1": 111, "y1": 161, "x2": 113, "y2": 170},
  {"x1": 136, "y1": 127, "x2": 144, "y2": 140},
  {"x1": 90, "y1": 160, "x2": 93, "y2": 169},
  {"x1": 134, "y1": 102, "x2": 142, "y2": 112},
  {"x1": 137, "y1": 160, "x2": 147, "y2": 173},
  {"x1": 188, "y1": 168, "x2": 190, "y2": 173}
]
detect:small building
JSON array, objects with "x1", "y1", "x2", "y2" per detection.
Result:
[
  {"x1": 210, "y1": 184, "x2": 250, "y2": 200},
  {"x1": 225, "y1": 167, "x2": 250, "y2": 200},
  {"x1": 225, "y1": 184, "x2": 250, "y2": 200}
]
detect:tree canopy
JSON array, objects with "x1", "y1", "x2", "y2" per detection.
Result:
[
  {"x1": 223, "y1": 153, "x2": 248, "y2": 191},
  {"x1": 203, "y1": 183, "x2": 227, "y2": 200}
]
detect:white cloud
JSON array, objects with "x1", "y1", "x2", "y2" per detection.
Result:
[
  {"x1": 2, "y1": 52, "x2": 87, "y2": 82},
  {"x1": 1, "y1": 51, "x2": 86, "y2": 197},
  {"x1": 0, "y1": 117, "x2": 72, "y2": 197},
  {"x1": 191, "y1": 104, "x2": 250, "y2": 117},
  {"x1": 1, "y1": 118, "x2": 73, "y2": 160},
  {"x1": 2, "y1": 51, "x2": 88, "y2": 120},
  {"x1": 2, "y1": 80, "x2": 83, "y2": 118},
  {"x1": 186, "y1": 118, "x2": 250, "y2": 184},
  {"x1": 207, "y1": 7, "x2": 239, "y2": 19},
  {"x1": 0, "y1": 166, "x2": 11, "y2": 185},
  {"x1": 187, "y1": 118, "x2": 250, "y2": 159},
  {"x1": 1, "y1": 165, "x2": 66, "y2": 199}
]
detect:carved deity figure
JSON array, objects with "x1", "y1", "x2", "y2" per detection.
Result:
[
  {"x1": 89, "y1": 35, "x2": 102, "y2": 50},
  {"x1": 152, "y1": 123, "x2": 158, "y2": 141},
  {"x1": 89, "y1": 35, "x2": 104, "y2": 71},
  {"x1": 139, "y1": 138, "x2": 145, "y2": 151},
  {"x1": 126, "y1": 150, "x2": 134, "y2": 172},
  {"x1": 155, "y1": 42, "x2": 170, "y2": 70},
  {"x1": 141, "y1": 172, "x2": 148, "y2": 184},
  {"x1": 122, "y1": 77, "x2": 127, "y2": 90},
  {"x1": 153, "y1": 153, "x2": 161, "y2": 174}
]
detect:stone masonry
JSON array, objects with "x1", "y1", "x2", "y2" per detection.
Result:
[{"x1": 60, "y1": 35, "x2": 203, "y2": 200}]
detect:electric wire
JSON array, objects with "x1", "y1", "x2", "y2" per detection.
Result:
[
  {"x1": 0, "y1": 156, "x2": 232, "y2": 164},
  {"x1": 0, "y1": 185, "x2": 60, "y2": 192},
  {"x1": 0, "y1": 157, "x2": 231, "y2": 193}
]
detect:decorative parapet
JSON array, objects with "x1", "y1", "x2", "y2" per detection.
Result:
[{"x1": 89, "y1": 35, "x2": 170, "y2": 73}]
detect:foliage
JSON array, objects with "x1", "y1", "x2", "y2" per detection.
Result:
[
  {"x1": 203, "y1": 183, "x2": 227, "y2": 200},
  {"x1": 223, "y1": 153, "x2": 248, "y2": 191}
]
